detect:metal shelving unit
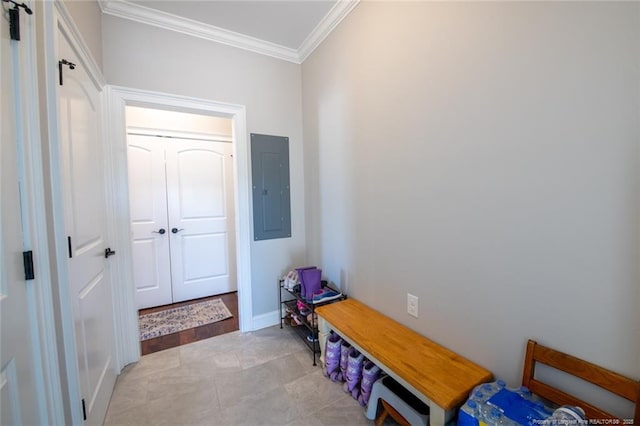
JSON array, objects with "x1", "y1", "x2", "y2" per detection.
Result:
[{"x1": 278, "y1": 279, "x2": 345, "y2": 366}]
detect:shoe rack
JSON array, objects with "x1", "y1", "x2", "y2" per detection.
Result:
[{"x1": 278, "y1": 278, "x2": 346, "y2": 366}]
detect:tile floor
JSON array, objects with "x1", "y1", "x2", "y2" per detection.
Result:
[{"x1": 104, "y1": 326, "x2": 379, "y2": 425}]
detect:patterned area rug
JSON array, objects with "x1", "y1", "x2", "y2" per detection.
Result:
[{"x1": 139, "y1": 298, "x2": 233, "y2": 341}]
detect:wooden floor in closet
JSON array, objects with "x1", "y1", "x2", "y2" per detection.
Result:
[{"x1": 139, "y1": 291, "x2": 239, "y2": 355}]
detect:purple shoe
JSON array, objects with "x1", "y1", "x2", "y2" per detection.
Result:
[
  {"x1": 357, "y1": 360, "x2": 381, "y2": 406},
  {"x1": 300, "y1": 268, "x2": 322, "y2": 301},
  {"x1": 295, "y1": 266, "x2": 316, "y2": 300},
  {"x1": 323, "y1": 332, "x2": 342, "y2": 377},
  {"x1": 343, "y1": 347, "x2": 364, "y2": 399},
  {"x1": 331, "y1": 340, "x2": 351, "y2": 382}
]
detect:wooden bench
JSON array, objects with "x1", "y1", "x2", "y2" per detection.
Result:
[{"x1": 315, "y1": 298, "x2": 493, "y2": 425}]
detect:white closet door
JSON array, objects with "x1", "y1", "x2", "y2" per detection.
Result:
[
  {"x1": 127, "y1": 135, "x2": 172, "y2": 309},
  {"x1": 166, "y1": 139, "x2": 237, "y2": 303}
]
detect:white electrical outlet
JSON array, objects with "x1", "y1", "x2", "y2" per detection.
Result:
[{"x1": 407, "y1": 293, "x2": 419, "y2": 318}]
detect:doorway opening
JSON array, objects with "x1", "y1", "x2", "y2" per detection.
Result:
[
  {"x1": 124, "y1": 106, "x2": 240, "y2": 353},
  {"x1": 105, "y1": 86, "x2": 253, "y2": 368}
]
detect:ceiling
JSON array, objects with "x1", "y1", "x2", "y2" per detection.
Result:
[{"x1": 100, "y1": 0, "x2": 358, "y2": 63}]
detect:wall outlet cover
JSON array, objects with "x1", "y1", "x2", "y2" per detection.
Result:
[{"x1": 407, "y1": 293, "x2": 418, "y2": 318}]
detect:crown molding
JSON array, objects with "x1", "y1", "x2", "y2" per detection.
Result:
[
  {"x1": 100, "y1": 0, "x2": 359, "y2": 64},
  {"x1": 298, "y1": 0, "x2": 359, "y2": 63},
  {"x1": 100, "y1": 0, "x2": 300, "y2": 63}
]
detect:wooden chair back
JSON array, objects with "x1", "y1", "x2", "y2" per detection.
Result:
[{"x1": 522, "y1": 339, "x2": 640, "y2": 423}]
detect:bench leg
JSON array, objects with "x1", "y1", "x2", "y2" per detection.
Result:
[
  {"x1": 317, "y1": 316, "x2": 331, "y2": 367},
  {"x1": 430, "y1": 405, "x2": 456, "y2": 426}
]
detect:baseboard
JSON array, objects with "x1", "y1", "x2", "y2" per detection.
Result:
[{"x1": 251, "y1": 310, "x2": 280, "y2": 331}]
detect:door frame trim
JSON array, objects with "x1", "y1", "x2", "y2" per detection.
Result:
[
  {"x1": 127, "y1": 126, "x2": 233, "y2": 143},
  {"x1": 104, "y1": 85, "x2": 253, "y2": 369}
]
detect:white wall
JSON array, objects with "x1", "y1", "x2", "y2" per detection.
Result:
[
  {"x1": 103, "y1": 15, "x2": 306, "y2": 317},
  {"x1": 63, "y1": 0, "x2": 102, "y2": 71},
  {"x1": 303, "y1": 1, "x2": 639, "y2": 416}
]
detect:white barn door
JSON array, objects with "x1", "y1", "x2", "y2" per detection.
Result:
[
  {"x1": 57, "y1": 27, "x2": 116, "y2": 425},
  {"x1": 0, "y1": 14, "x2": 45, "y2": 426}
]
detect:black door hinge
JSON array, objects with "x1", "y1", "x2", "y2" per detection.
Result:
[
  {"x1": 23, "y1": 250, "x2": 34, "y2": 280},
  {"x1": 81, "y1": 398, "x2": 86, "y2": 421},
  {"x1": 58, "y1": 59, "x2": 76, "y2": 86},
  {"x1": 67, "y1": 236, "x2": 72, "y2": 258}
]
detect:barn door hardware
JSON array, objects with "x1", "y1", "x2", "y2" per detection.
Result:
[
  {"x1": 58, "y1": 59, "x2": 76, "y2": 86},
  {"x1": 2, "y1": 0, "x2": 33, "y2": 41}
]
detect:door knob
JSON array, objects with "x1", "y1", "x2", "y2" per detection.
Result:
[
  {"x1": 104, "y1": 248, "x2": 116, "y2": 258},
  {"x1": 152, "y1": 228, "x2": 166, "y2": 235},
  {"x1": 171, "y1": 228, "x2": 184, "y2": 234}
]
